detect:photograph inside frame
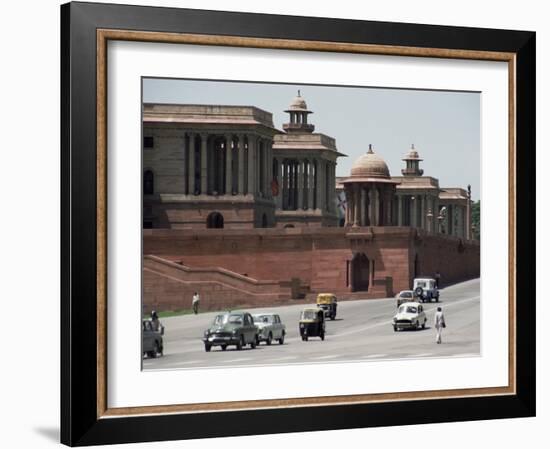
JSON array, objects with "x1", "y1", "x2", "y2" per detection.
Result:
[{"x1": 141, "y1": 78, "x2": 481, "y2": 371}]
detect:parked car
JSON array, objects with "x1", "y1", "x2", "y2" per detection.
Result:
[
  {"x1": 142, "y1": 319, "x2": 164, "y2": 358},
  {"x1": 413, "y1": 277, "x2": 440, "y2": 302},
  {"x1": 299, "y1": 307, "x2": 326, "y2": 341},
  {"x1": 316, "y1": 293, "x2": 337, "y2": 320},
  {"x1": 252, "y1": 313, "x2": 286, "y2": 345},
  {"x1": 392, "y1": 302, "x2": 427, "y2": 331},
  {"x1": 202, "y1": 311, "x2": 259, "y2": 352},
  {"x1": 395, "y1": 290, "x2": 415, "y2": 307}
]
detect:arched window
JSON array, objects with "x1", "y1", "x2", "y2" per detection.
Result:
[
  {"x1": 207, "y1": 212, "x2": 224, "y2": 229},
  {"x1": 143, "y1": 170, "x2": 154, "y2": 195}
]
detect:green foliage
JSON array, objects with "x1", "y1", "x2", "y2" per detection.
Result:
[{"x1": 471, "y1": 200, "x2": 480, "y2": 240}]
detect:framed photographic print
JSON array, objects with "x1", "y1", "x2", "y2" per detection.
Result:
[{"x1": 61, "y1": 1, "x2": 535, "y2": 446}]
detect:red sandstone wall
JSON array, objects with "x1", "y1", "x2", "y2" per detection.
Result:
[
  {"x1": 143, "y1": 227, "x2": 480, "y2": 308},
  {"x1": 143, "y1": 255, "x2": 291, "y2": 313},
  {"x1": 411, "y1": 232, "x2": 480, "y2": 288}
]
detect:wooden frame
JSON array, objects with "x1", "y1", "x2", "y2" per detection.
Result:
[{"x1": 61, "y1": 1, "x2": 535, "y2": 446}]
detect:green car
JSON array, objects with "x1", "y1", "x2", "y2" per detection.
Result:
[{"x1": 202, "y1": 311, "x2": 259, "y2": 352}]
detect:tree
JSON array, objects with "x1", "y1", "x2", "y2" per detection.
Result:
[{"x1": 471, "y1": 200, "x2": 480, "y2": 240}]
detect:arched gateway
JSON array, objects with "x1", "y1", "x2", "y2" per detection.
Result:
[
  {"x1": 206, "y1": 212, "x2": 224, "y2": 228},
  {"x1": 350, "y1": 252, "x2": 370, "y2": 292}
]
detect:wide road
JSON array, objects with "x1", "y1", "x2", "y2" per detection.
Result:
[{"x1": 143, "y1": 278, "x2": 480, "y2": 371}]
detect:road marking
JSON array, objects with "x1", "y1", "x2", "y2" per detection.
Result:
[
  {"x1": 361, "y1": 354, "x2": 388, "y2": 359},
  {"x1": 406, "y1": 353, "x2": 433, "y2": 358},
  {"x1": 224, "y1": 358, "x2": 252, "y2": 363},
  {"x1": 310, "y1": 355, "x2": 340, "y2": 360}
]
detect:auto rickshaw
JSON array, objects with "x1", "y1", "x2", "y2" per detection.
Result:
[
  {"x1": 299, "y1": 307, "x2": 325, "y2": 341},
  {"x1": 316, "y1": 293, "x2": 337, "y2": 320}
]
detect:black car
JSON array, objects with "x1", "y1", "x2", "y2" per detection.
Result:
[
  {"x1": 142, "y1": 319, "x2": 164, "y2": 358},
  {"x1": 203, "y1": 311, "x2": 259, "y2": 351}
]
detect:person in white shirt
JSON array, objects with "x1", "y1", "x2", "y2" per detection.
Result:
[
  {"x1": 192, "y1": 292, "x2": 200, "y2": 315},
  {"x1": 434, "y1": 307, "x2": 446, "y2": 344}
]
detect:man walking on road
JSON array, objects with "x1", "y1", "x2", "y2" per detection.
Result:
[
  {"x1": 192, "y1": 291, "x2": 200, "y2": 315},
  {"x1": 434, "y1": 306, "x2": 446, "y2": 344},
  {"x1": 435, "y1": 270, "x2": 441, "y2": 288}
]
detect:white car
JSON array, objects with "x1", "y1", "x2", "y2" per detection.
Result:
[
  {"x1": 252, "y1": 313, "x2": 286, "y2": 345},
  {"x1": 395, "y1": 290, "x2": 415, "y2": 307},
  {"x1": 413, "y1": 278, "x2": 440, "y2": 302},
  {"x1": 392, "y1": 302, "x2": 427, "y2": 331}
]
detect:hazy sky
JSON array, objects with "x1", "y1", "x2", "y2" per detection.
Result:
[{"x1": 143, "y1": 78, "x2": 480, "y2": 200}]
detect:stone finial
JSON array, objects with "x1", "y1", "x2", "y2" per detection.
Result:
[{"x1": 367, "y1": 144, "x2": 374, "y2": 154}]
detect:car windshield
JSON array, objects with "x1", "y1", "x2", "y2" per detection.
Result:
[
  {"x1": 212, "y1": 314, "x2": 243, "y2": 326},
  {"x1": 301, "y1": 310, "x2": 317, "y2": 320},
  {"x1": 399, "y1": 305, "x2": 417, "y2": 314},
  {"x1": 253, "y1": 315, "x2": 272, "y2": 324},
  {"x1": 401, "y1": 292, "x2": 412, "y2": 298}
]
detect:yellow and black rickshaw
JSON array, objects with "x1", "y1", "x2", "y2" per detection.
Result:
[
  {"x1": 299, "y1": 307, "x2": 326, "y2": 341},
  {"x1": 316, "y1": 293, "x2": 337, "y2": 320}
]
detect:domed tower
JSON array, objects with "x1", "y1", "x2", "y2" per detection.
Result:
[
  {"x1": 401, "y1": 144, "x2": 424, "y2": 176},
  {"x1": 282, "y1": 90, "x2": 315, "y2": 134},
  {"x1": 341, "y1": 144, "x2": 399, "y2": 227}
]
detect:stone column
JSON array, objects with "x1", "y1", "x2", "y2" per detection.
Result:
[
  {"x1": 200, "y1": 133, "x2": 208, "y2": 195},
  {"x1": 411, "y1": 195, "x2": 418, "y2": 227},
  {"x1": 374, "y1": 187, "x2": 380, "y2": 225},
  {"x1": 247, "y1": 135, "x2": 255, "y2": 196},
  {"x1": 297, "y1": 159, "x2": 304, "y2": 210},
  {"x1": 315, "y1": 159, "x2": 322, "y2": 210},
  {"x1": 237, "y1": 134, "x2": 245, "y2": 195},
  {"x1": 360, "y1": 187, "x2": 366, "y2": 226},
  {"x1": 384, "y1": 189, "x2": 392, "y2": 225},
  {"x1": 353, "y1": 185, "x2": 359, "y2": 226},
  {"x1": 275, "y1": 157, "x2": 283, "y2": 209},
  {"x1": 181, "y1": 133, "x2": 187, "y2": 194},
  {"x1": 397, "y1": 195, "x2": 403, "y2": 226},
  {"x1": 188, "y1": 133, "x2": 196, "y2": 195},
  {"x1": 225, "y1": 134, "x2": 232, "y2": 195},
  {"x1": 265, "y1": 140, "x2": 271, "y2": 198}
]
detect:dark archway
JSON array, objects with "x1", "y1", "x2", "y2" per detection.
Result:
[
  {"x1": 283, "y1": 224, "x2": 295, "y2": 229},
  {"x1": 143, "y1": 170, "x2": 154, "y2": 195},
  {"x1": 350, "y1": 253, "x2": 370, "y2": 292},
  {"x1": 414, "y1": 254, "x2": 419, "y2": 280},
  {"x1": 261, "y1": 213, "x2": 268, "y2": 228},
  {"x1": 206, "y1": 212, "x2": 224, "y2": 229}
]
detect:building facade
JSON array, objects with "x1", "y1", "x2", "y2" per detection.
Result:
[
  {"x1": 272, "y1": 92, "x2": 345, "y2": 227},
  {"x1": 143, "y1": 104, "x2": 278, "y2": 229},
  {"x1": 142, "y1": 94, "x2": 478, "y2": 312}
]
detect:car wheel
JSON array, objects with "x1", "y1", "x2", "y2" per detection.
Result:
[
  {"x1": 278, "y1": 331, "x2": 285, "y2": 345},
  {"x1": 221, "y1": 344, "x2": 227, "y2": 351},
  {"x1": 422, "y1": 320, "x2": 426, "y2": 329},
  {"x1": 204, "y1": 343, "x2": 211, "y2": 352},
  {"x1": 236, "y1": 335, "x2": 244, "y2": 351},
  {"x1": 267, "y1": 332, "x2": 273, "y2": 345},
  {"x1": 393, "y1": 325, "x2": 397, "y2": 332}
]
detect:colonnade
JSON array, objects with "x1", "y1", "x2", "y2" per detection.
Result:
[
  {"x1": 344, "y1": 184, "x2": 394, "y2": 226},
  {"x1": 274, "y1": 157, "x2": 336, "y2": 213},
  {"x1": 182, "y1": 131, "x2": 273, "y2": 198}
]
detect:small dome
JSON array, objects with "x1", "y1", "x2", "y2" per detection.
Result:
[
  {"x1": 287, "y1": 90, "x2": 309, "y2": 111},
  {"x1": 402, "y1": 144, "x2": 423, "y2": 161},
  {"x1": 350, "y1": 145, "x2": 391, "y2": 178}
]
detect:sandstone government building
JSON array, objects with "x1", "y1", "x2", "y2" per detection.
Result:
[{"x1": 143, "y1": 92, "x2": 480, "y2": 312}]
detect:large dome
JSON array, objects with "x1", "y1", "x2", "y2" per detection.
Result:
[{"x1": 350, "y1": 145, "x2": 391, "y2": 178}]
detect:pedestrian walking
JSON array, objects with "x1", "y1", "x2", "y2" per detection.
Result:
[
  {"x1": 435, "y1": 270, "x2": 441, "y2": 288},
  {"x1": 434, "y1": 306, "x2": 446, "y2": 344},
  {"x1": 192, "y1": 291, "x2": 200, "y2": 315}
]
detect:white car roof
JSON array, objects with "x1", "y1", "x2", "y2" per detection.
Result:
[
  {"x1": 398, "y1": 301, "x2": 423, "y2": 307},
  {"x1": 415, "y1": 278, "x2": 435, "y2": 282}
]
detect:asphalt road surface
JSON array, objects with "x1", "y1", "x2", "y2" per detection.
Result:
[{"x1": 143, "y1": 278, "x2": 480, "y2": 371}]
